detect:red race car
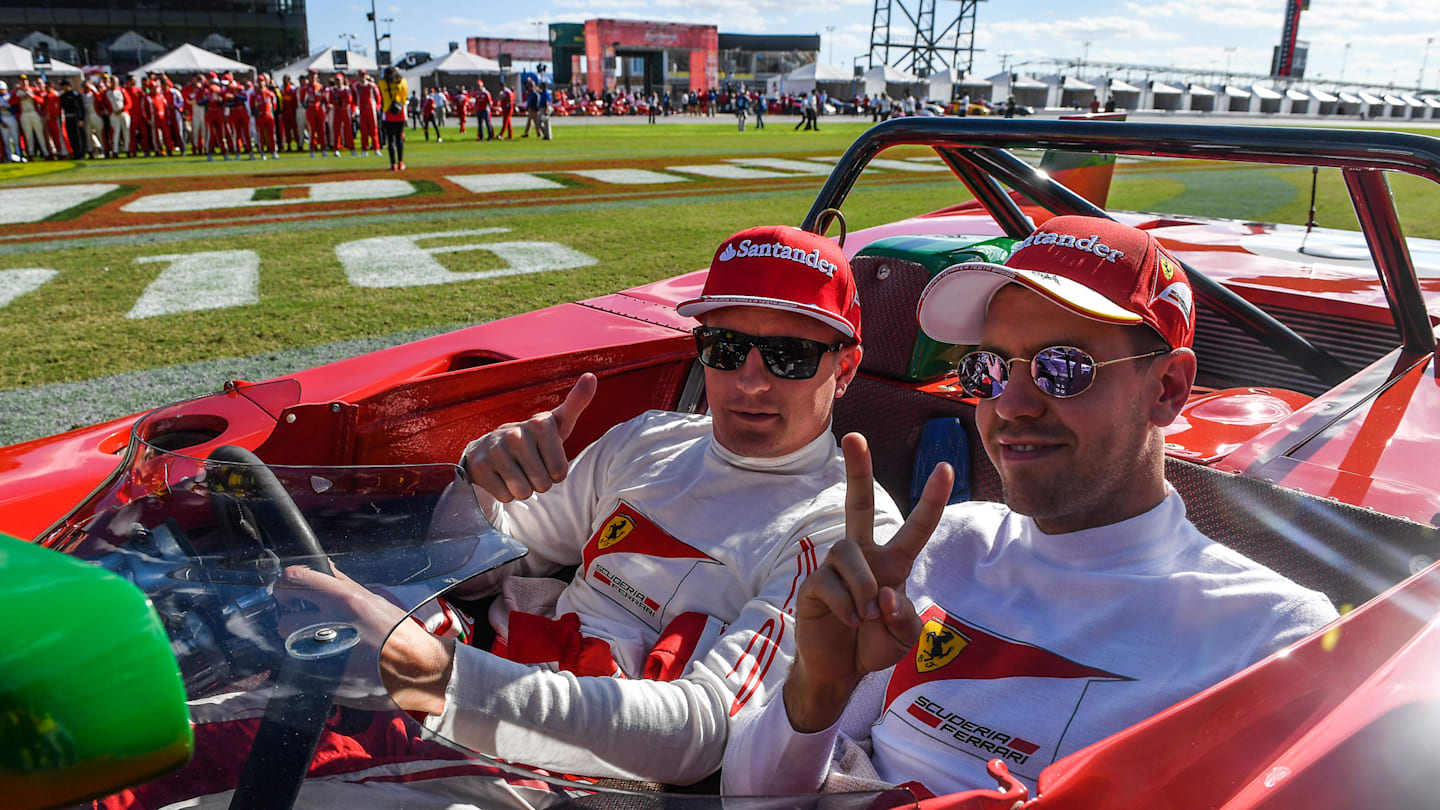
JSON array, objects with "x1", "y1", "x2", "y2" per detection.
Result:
[{"x1": 9, "y1": 119, "x2": 1440, "y2": 809}]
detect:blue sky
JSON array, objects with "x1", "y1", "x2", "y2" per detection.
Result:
[{"x1": 314, "y1": 0, "x2": 1438, "y2": 89}]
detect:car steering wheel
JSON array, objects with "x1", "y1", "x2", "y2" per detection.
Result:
[{"x1": 206, "y1": 444, "x2": 332, "y2": 574}]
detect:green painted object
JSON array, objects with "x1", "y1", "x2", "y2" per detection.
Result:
[
  {"x1": 855, "y1": 234, "x2": 1019, "y2": 381},
  {"x1": 0, "y1": 535, "x2": 192, "y2": 809}
]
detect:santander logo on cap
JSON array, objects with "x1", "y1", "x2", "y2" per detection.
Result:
[{"x1": 717, "y1": 238, "x2": 841, "y2": 278}]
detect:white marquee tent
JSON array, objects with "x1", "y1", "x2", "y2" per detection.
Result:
[
  {"x1": 0, "y1": 42, "x2": 81, "y2": 79},
  {"x1": 272, "y1": 47, "x2": 378, "y2": 80},
  {"x1": 770, "y1": 60, "x2": 852, "y2": 96},
  {"x1": 862, "y1": 64, "x2": 922, "y2": 98},
  {"x1": 130, "y1": 44, "x2": 254, "y2": 79},
  {"x1": 402, "y1": 49, "x2": 502, "y2": 92}
]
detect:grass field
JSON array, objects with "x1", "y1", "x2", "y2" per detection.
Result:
[{"x1": 3, "y1": 118, "x2": 1440, "y2": 444}]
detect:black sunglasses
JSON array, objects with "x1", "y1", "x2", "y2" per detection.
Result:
[
  {"x1": 693, "y1": 326, "x2": 844, "y2": 380},
  {"x1": 958, "y1": 345, "x2": 1169, "y2": 399}
]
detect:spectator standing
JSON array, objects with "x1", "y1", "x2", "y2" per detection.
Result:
[
  {"x1": 1005, "y1": 95, "x2": 1016, "y2": 118},
  {"x1": 379, "y1": 66, "x2": 408, "y2": 170},
  {"x1": 82, "y1": 80, "x2": 105, "y2": 157},
  {"x1": 355, "y1": 70, "x2": 380, "y2": 155},
  {"x1": 474, "y1": 81, "x2": 494, "y2": 140},
  {"x1": 0, "y1": 81, "x2": 23, "y2": 162},
  {"x1": 304, "y1": 73, "x2": 327, "y2": 156},
  {"x1": 647, "y1": 89, "x2": 657, "y2": 124},
  {"x1": 407, "y1": 92, "x2": 419, "y2": 128},
  {"x1": 452, "y1": 87, "x2": 470, "y2": 135},
  {"x1": 331, "y1": 72, "x2": 356, "y2": 156},
  {"x1": 498, "y1": 84, "x2": 514, "y2": 139},
  {"x1": 422, "y1": 87, "x2": 444, "y2": 141},
  {"x1": 735, "y1": 87, "x2": 748, "y2": 131},
  {"x1": 251, "y1": 75, "x2": 278, "y2": 159},
  {"x1": 60, "y1": 79, "x2": 84, "y2": 159},
  {"x1": 754, "y1": 92, "x2": 766, "y2": 128},
  {"x1": 1090, "y1": 95, "x2": 1101, "y2": 114},
  {"x1": 521, "y1": 79, "x2": 539, "y2": 137},
  {"x1": 279, "y1": 75, "x2": 299, "y2": 151},
  {"x1": 41, "y1": 80, "x2": 68, "y2": 158},
  {"x1": 105, "y1": 75, "x2": 130, "y2": 157},
  {"x1": 958, "y1": 92, "x2": 969, "y2": 117},
  {"x1": 537, "y1": 82, "x2": 553, "y2": 140}
]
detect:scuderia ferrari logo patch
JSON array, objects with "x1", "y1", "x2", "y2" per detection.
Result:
[
  {"x1": 917, "y1": 617, "x2": 970, "y2": 672},
  {"x1": 582, "y1": 502, "x2": 720, "y2": 624}
]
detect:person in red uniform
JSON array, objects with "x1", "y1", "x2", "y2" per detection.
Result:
[
  {"x1": 452, "y1": 87, "x2": 469, "y2": 135},
  {"x1": 123, "y1": 76, "x2": 144, "y2": 157},
  {"x1": 221, "y1": 74, "x2": 253, "y2": 158},
  {"x1": 330, "y1": 72, "x2": 356, "y2": 156},
  {"x1": 251, "y1": 74, "x2": 278, "y2": 159},
  {"x1": 305, "y1": 73, "x2": 327, "y2": 156},
  {"x1": 163, "y1": 76, "x2": 185, "y2": 154},
  {"x1": 474, "y1": 81, "x2": 493, "y2": 141},
  {"x1": 354, "y1": 69, "x2": 380, "y2": 156},
  {"x1": 147, "y1": 80, "x2": 174, "y2": 155},
  {"x1": 202, "y1": 73, "x2": 229, "y2": 160},
  {"x1": 182, "y1": 74, "x2": 204, "y2": 154},
  {"x1": 40, "y1": 80, "x2": 69, "y2": 158},
  {"x1": 498, "y1": 84, "x2": 514, "y2": 139},
  {"x1": 278, "y1": 75, "x2": 299, "y2": 151},
  {"x1": 91, "y1": 79, "x2": 112, "y2": 157}
]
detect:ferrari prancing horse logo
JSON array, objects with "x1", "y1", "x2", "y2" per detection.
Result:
[
  {"x1": 916, "y1": 618, "x2": 969, "y2": 672},
  {"x1": 598, "y1": 513, "x2": 636, "y2": 550}
]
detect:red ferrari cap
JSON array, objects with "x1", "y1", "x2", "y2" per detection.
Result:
[
  {"x1": 917, "y1": 215, "x2": 1194, "y2": 349},
  {"x1": 677, "y1": 225, "x2": 861, "y2": 341}
]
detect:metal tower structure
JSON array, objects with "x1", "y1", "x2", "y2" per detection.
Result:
[{"x1": 868, "y1": 0, "x2": 982, "y2": 77}]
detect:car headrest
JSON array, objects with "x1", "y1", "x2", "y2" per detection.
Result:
[{"x1": 853, "y1": 235, "x2": 1018, "y2": 382}]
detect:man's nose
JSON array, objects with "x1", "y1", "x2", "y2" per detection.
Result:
[
  {"x1": 736, "y1": 347, "x2": 773, "y2": 394},
  {"x1": 991, "y1": 360, "x2": 1046, "y2": 421}
]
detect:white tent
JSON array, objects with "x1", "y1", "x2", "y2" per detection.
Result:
[
  {"x1": 15, "y1": 31, "x2": 81, "y2": 65},
  {"x1": 1186, "y1": 83, "x2": 1216, "y2": 111},
  {"x1": 862, "y1": 64, "x2": 921, "y2": 98},
  {"x1": 100, "y1": 31, "x2": 167, "y2": 65},
  {"x1": 1150, "y1": 81, "x2": 1182, "y2": 94},
  {"x1": 272, "y1": 47, "x2": 378, "y2": 80},
  {"x1": 0, "y1": 42, "x2": 82, "y2": 78},
  {"x1": 1357, "y1": 91, "x2": 1384, "y2": 105},
  {"x1": 1222, "y1": 85, "x2": 1251, "y2": 97},
  {"x1": 131, "y1": 44, "x2": 254, "y2": 79},
  {"x1": 1109, "y1": 78, "x2": 1143, "y2": 93},
  {"x1": 776, "y1": 60, "x2": 852, "y2": 95},
  {"x1": 1284, "y1": 88, "x2": 1309, "y2": 101},
  {"x1": 926, "y1": 67, "x2": 988, "y2": 102},
  {"x1": 402, "y1": 48, "x2": 501, "y2": 91},
  {"x1": 1309, "y1": 88, "x2": 1338, "y2": 103}
]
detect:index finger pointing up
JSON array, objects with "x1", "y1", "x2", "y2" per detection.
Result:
[{"x1": 842, "y1": 432, "x2": 876, "y2": 548}]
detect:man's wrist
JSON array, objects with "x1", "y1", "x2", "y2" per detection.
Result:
[
  {"x1": 381, "y1": 626, "x2": 456, "y2": 717},
  {"x1": 783, "y1": 659, "x2": 861, "y2": 734}
]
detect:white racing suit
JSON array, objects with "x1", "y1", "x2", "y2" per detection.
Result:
[{"x1": 723, "y1": 490, "x2": 1340, "y2": 799}]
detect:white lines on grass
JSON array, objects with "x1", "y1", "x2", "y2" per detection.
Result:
[
  {"x1": 127, "y1": 250, "x2": 260, "y2": 319},
  {"x1": 667, "y1": 164, "x2": 794, "y2": 179},
  {"x1": 446, "y1": 173, "x2": 564, "y2": 193},
  {"x1": 569, "y1": 169, "x2": 689, "y2": 184},
  {"x1": 804, "y1": 157, "x2": 948, "y2": 172},
  {"x1": 122, "y1": 180, "x2": 415, "y2": 213},
  {"x1": 0, "y1": 268, "x2": 56, "y2": 309},
  {"x1": 722, "y1": 158, "x2": 833, "y2": 175},
  {"x1": 337, "y1": 228, "x2": 598, "y2": 288},
  {"x1": 0, "y1": 184, "x2": 120, "y2": 224}
]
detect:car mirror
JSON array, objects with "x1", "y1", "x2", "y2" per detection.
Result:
[{"x1": 0, "y1": 534, "x2": 192, "y2": 809}]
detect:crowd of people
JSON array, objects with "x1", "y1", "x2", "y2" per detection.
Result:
[
  {"x1": 1, "y1": 71, "x2": 1016, "y2": 166},
  {"x1": 0, "y1": 67, "x2": 408, "y2": 163}
]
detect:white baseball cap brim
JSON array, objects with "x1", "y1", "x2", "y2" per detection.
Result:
[{"x1": 917, "y1": 261, "x2": 1143, "y2": 345}]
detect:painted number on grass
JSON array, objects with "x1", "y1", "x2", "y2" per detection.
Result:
[
  {"x1": 0, "y1": 268, "x2": 58, "y2": 310},
  {"x1": 336, "y1": 228, "x2": 598, "y2": 289},
  {"x1": 127, "y1": 250, "x2": 260, "y2": 319}
]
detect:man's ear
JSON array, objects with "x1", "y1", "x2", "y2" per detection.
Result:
[
  {"x1": 1150, "y1": 348, "x2": 1196, "y2": 427},
  {"x1": 835, "y1": 344, "x2": 863, "y2": 399}
]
